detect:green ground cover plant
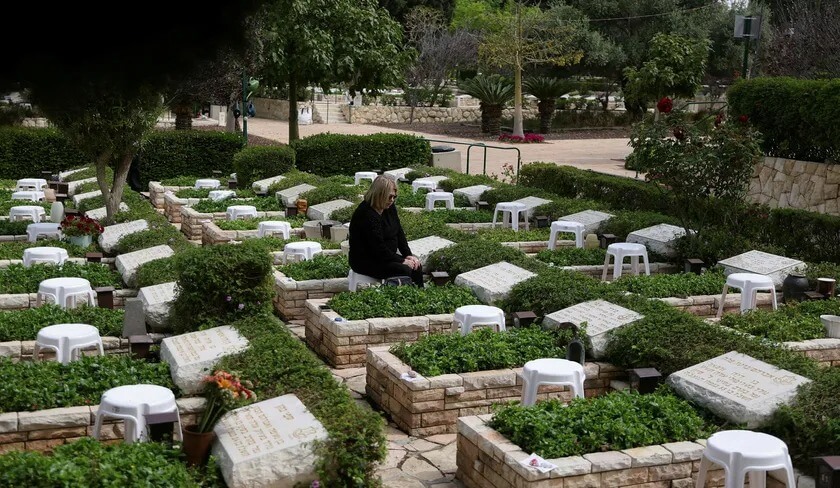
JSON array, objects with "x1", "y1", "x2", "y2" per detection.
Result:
[
  {"x1": 191, "y1": 196, "x2": 280, "y2": 213},
  {"x1": 394, "y1": 183, "x2": 471, "y2": 208},
  {"x1": 398, "y1": 209, "x2": 471, "y2": 242},
  {"x1": 159, "y1": 175, "x2": 206, "y2": 186},
  {"x1": 298, "y1": 182, "x2": 363, "y2": 207},
  {"x1": 719, "y1": 299, "x2": 840, "y2": 342},
  {"x1": 244, "y1": 236, "x2": 340, "y2": 253},
  {"x1": 63, "y1": 166, "x2": 113, "y2": 182},
  {"x1": 214, "y1": 215, "x2": 306, "y2": 231},
  {"x1": 421, "y1": 208, "x2": 495, "y2": 224},
  {"x1": 610, "y1": 269, "x2": 726, "y2": 298},
  {"x1": 135, "y1": 257, "x2": 179, "y2": 288},
  {"x1": 327, "y1": 284, "x2": 479, "y2": 320},
  {"x1": 74, "y1": 180, "x2": 100, "y2": 194},
  {"x1": 475, "y1": 227, "x2": 552, "y2": 243},
  {"x1": 532, "y1": 197, "x2": 608, "y2": 219},
  {"x1": 0, "y1": 305, "x2": 123, "y2": 342},
  {"x1": 426, "y1": 239, "x2": 540, "y2": 278},
  {"x1": 0, "y1": 199, "x2": 50, "y2": 215},
  {"x1": 596, "y1": 210, "x2": 680, "y2": 241},
  {"x1": 266, "y1": 170, "x2": 324, "y2": 192},
  {"x1": 390, "y1": 326, "x2": 578, "y2": 377},
  {"x1": 108, "y1": 190, "x2": 192, "y2": 254},
  {"x1": 174, "y1": 187, "x2": 256, "y2": 198},
  {"x1": 535, "y1": 247, "x2": 607, "y2": 267},
  {"x1": 233, "y1": 144, "x2": 295, "y2": 188},
  {"x1": 0, "y1": 220, "x2": 28, "y2": 236},
  {"x1": 804, "y1": 261, "x2": 840, "y2": 288},
  {"x1": 500, "y1": 268, "x2": 617, "y2": 317},
  {"x1": 278, "y1": 254, "x2": 350, "y2": 281},
  {"x1": 0, "y1": 262, "x2": 122, "y2": 294},
  {"x1": 0, "y1": 355, "x2": 175, "y2": 412},
  {"x1": 0, "y1": 238, "x2": 89, "y2": 260},
  {"x1": 489, "y1": 390, "x2": 716, "y2": 458}
]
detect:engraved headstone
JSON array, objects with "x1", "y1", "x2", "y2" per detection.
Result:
[
  {"x1": 67, "y1": 177, "x2": 97, "y2": 196},
  {"x1": 115, "y1": 245, "x2": 174, "y2": 287},
  {"x1": 543, "y1": 299, "x2": 643, "y2": 359},
  {"x1": 627, "y1": 223, "x2": 688, "y2": 258},
  {"x1": 514, "y1": 196, "x2": 553, "y2": 219},
  {"x1": 454, "y1": 261, "x2": 536, "y2": 305},
  {"x1": 98, "y1": 219, "x2": 149, "y2": 253},
  {"x1": 213, "y1": 394, "x2": 328, "y2": 488},
  {"x1": 277, "y1": 184, "x2": 316, "y2": 207},
  {"x1": 668, "y1": 351, "x2": 811, "y2": 427},
  {"x1": 251, "y1": 175, "x2": 285, "y2": 193},
  {"x1": 558, "y1": 210, "x2": 615, "y2": 235},
  {"x1": 84, "y1": 203, "x2": 129, "y2": 221},
  {"x1": 414, "y1": 175, "x2": 448, "y2": 188},
  {"x1": 72, "y1": 190, "x2": 102, "y2": 207},
  {"x1": 121, "y1": 298, "x2": 147, "y2": 337},
  {"x1": 408, "y1": 236, "x2": 455, "y2": 272},
  {"x1": 307, "y1": 199, "x2": 354, "y2": 220},
  {"x1": 159, "y1": 326, "x2": 249, "y2": 394},
  {"x1": 384, "y1": 167, "x2": 413, "y2": 181},
  {"x1": 137, "y1": 281, "x2": 177, "y2": 332},
  {"x1": 454, "y1": 185, "x2": 493, "y2": 205},
  {"x1": 718, "y1": 250, "x2": 806, "y2": 287}
]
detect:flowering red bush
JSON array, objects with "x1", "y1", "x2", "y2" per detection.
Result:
[
  {"x1": 498, "y1": 133, "x2": 545, "y2": 143},
  {"x1": 60, "y1": 215, "x2": 104, "y2": 237},
  {"x1": 656, "y1": 97, "x2": 673, "y2": 114}
]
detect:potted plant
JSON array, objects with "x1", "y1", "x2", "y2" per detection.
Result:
[
  {"x1": 183, "y1": 369, "x2": 256, "y2": 466},
  {"x1": 60, "y1": 214, "x2": 103, "y2": 247}
]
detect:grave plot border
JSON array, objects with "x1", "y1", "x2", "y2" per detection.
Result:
[
  {"x1": 201, "y1": 219, "x2": 304, "y2": 246},
  {"x1": 149, "y1": 182, "x2": 190, "y2": 209},
  {"x1": 179, "y1": 207, "x2": 286, "y2": 241},
  {"x1": 658, "y1": 292, "x2": 780, "y2": 318},
  {"x1": 563, "y1": 262, "x2": 679, "y2": 279},
  {"x1": 273, "y1": 270, "x2": 349, "y2": 322},
  {"x1": 0, "y1": 288, "x2": 136, "y2": 311}
]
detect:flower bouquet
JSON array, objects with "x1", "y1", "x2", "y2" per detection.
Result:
[
  {"x1": 60, "y1": 215, "x2": 103, "y2": 247},
  {"x1": 195, "y1": 370, "x2": 256, "y2": 433}
]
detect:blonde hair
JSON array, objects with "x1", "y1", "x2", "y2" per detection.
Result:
[{"x1": 364, "y1": 175, "x2": 396, "y2": 211}]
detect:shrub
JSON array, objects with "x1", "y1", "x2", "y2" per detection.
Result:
[
  {"x1": 292, "y1": 133, "x2": 431, "y2": 176},
  {"x1": 765, "y1": 208, "x2": 840, "y2": 264},
  {"x1": 0, "y1": 262, "x2": 122, "y2": 294},
  {"x1": 0, "y1": 127, "x2": 86, "y2": 179},
  {"x1": 0, "y1": 305, "x2": 123, "y2": 342},
  {"x1": 175, "y1": 187, "x2": 256, "y2": 198},
  {"x1": 278, "y1": 254, "x2": 350, "y2": 281},
  {"x1": 233, "y1": 144, "x2": 296, "y2": 188},
  {"x1": 0, "y1": 239, "x2": 89, "y2": 260},
  {"x1": 499, "y1": 268, "x2": 617, "y2": 317},
  {"x1": 475, "y1": 227, "x2": 552, "y2": 243},
  {"x1": 215, "y1": 215, "x2": 306, "y2": 231},
  {"x1": 597, "y1": 210, "x2": 680, "y2": 241},
  {"x1": 535, "y1": 247, "x2": 606, "y2": 267},
  {"x1": 437, "y1": 172, "x2": 498, "y2": 192},
  {"x1": 266, "y1": 170, "x2": 323, "y2": 192},
  {"x1": 426, "y1": 239, "x2": 532, "y2": 278},
  {"x1": 420, "y1": 208, "x2": 495, "y2": 224},
  {"x1": 135, "y1": 257, "x2": 179, "y2": 288},
  {"x1": 719, "y1": 299, "x2": 840, "y2": 342},
  {"x1": 137, "y1": 130, "x2": 244, "y2": 186},
  {"x1": 398, "y1": 209, "x2": 472, "y2": 242},
  {"x1": 532, "y1": 197, "x2": 607, "y2": 219},
  {"x1": 805, "y1": 261, "x2": 840, "y2": 289},
  {"x1": 298, "y1": 181, "x2": 363, "y2": 206},
  {"x1": 610, "y1": 268, "x2": 727, "y2": 299},
  {"x1": 480, "y1": 185, "x2": 557, "y2": 207},
  {"x1": 0, "y1": 220, "x2": 28, "y2": 236},
  {"x1": 327, "y1": 284, "x2": 479, "y2": 320},
  {"x1": 192, "y1": 196, "x2": 280, "y2": 213}
]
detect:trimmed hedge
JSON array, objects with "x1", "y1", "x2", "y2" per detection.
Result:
[
  {"x1": 0, "y1": 127, "x2": 87, "y2": 179},
  {"x1": 292, "y1": 133, "x2": 431, "y2": 176},
  {"x1": 233, "y1": 144, "x2": 296, "y2": 188},
  {"x1": 137, "y1": 130, "x2": 244, "y2": 186},
  {"x1": 727, "y1": 77, "x2": 840, "y2": 163}
]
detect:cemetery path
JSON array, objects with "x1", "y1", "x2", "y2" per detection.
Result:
[{"x1": 245, "y1": 117, "x2": 639, "y2": 182}]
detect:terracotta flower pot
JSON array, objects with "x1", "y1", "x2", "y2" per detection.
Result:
[{"x1": 182, "y1": 424, "x2": 216, "y2": 467}]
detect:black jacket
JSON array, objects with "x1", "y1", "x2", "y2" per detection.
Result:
[{"x1": 348, "y1": 200, "x2": 412, "y2": 276}]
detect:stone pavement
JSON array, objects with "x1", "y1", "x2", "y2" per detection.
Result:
[{"x1": 245, "y1": 117, "x2": 638, "y2": 181}]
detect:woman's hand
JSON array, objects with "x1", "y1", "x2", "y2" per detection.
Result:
[{"x1": 403, "y1": 255, "x2": 421, "y2": 270}]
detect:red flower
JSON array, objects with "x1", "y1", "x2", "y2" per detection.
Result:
[
  {"x1": 714, "y1": 113, "x2": 724, "y2": 128},
  {"x1": 656, "y1": 97, "x2": 673, "y2": 114},
  {"x1": 738, "y1": 115, "x2": 749, "y2": 123}
]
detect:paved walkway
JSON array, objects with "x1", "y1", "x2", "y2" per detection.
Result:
[{"x1": 245, "y1": 117, "x2": 638, "y2": 181}]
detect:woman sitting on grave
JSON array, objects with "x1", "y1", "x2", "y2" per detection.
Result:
[{"x1": 348, "y1": 175, "x2": 424, "y2": 287}]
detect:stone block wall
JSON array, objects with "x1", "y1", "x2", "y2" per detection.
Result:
[
  {"x1": 273, "y1": 270, "x2": 349, "y2": 322},
  {"x1": 783, "y1": 338, "x2": 840, "y2": 367},
  {"x1": 366, "y1": 346, "x2": 622, "y2": 437},
  {"x1": 252, "y1": 98, "x2": 292, "y2": 121},
  {"x1": 0, "y1": 335, "x2": 130, "y2": 361},
  {"x1": 0, "y1": 288, "x2": 137, "y2": 311},
  {"x1": 200, "y1": 219, "x2": 300, "y2": 246},
  {"x1": 748, "y1": 156, "x2": 840, "y2": 215},
  {"x1": 163, "y1": 193, "x2": 203, "y2": 224},
  {"x1": 340, "y1": 104, "x2": 539, "y2": 125},
  {"x1": 658, "y1": 292, "x2": 779, "y2": 318},
  {"x1": 148, "y1": 182, "x2": 190, "y2": 210}
]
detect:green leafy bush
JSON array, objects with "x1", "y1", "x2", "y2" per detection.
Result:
[
  {"x1": 175, "y1": 187, "x2": 256, "y2": 198},
  {"x1": 233, "y1": 144, "x2": 296, "y2": 188},
  {"x1": 192, "y1": 196, "x2": 280, "y2": 213},
  {"x1": 135, "y1": 257, "x2": 180, "y2": 288},
  {"x1": 137, "y1": 130, "x2": 244, "y2": 186},
  {"x1": 240, "y1": 235, "x2": 340, "y2": 254},
  {"x1": 489, "y1": 390, "x2": 715, "y2": 458},
  {"x1": 420, "y1": 208, "x2": 494, "y2": 223},
  {"x1": 0, "y1": 305, "x2": 123, "y2": 341},
  {"x1": 62, "y1": 166, "x2": 113, "y2": 182},
  {"x1": 266, "y1": 170, "x2": 323, "y2": 192},
  {"x1": 500, "y1": 268, "x2": 617, "y2": 316},
  {"x1": 328, "y1": 204, "x2": 356, "y2": 223},
  {"x1": 298, "y1": 181, "x2": 363, "y2": 206},
  {"x1": 0, "y1": 220, "x2": 28, "y2": 236},
  {"x1": 0, "y1": 262, "x2": 122, "y2": 294},
  {"x1": 426, "y1": 239, "x2": 534, "y2": 278},
  {"x1": 805, "y1": 261, "x2": 840, "y2": 289},
  {"x1": 0, "y1": 199, "x2": 50, "y2": 216},
  {"x1": 215, "y1": 215, "x2": 306, "y2": 231},
  {"x1": 535, "y1": 247, "x2": 607, "y2": 267},
  {"x1": 327, "y1": 284, "x2": 478, "y2": 320},
  {"x1": 0, "y1": 127, "x2": 87, "y2": 179},
  {"x1": 597, "y1": 210, "x2": 680, "y2": 241},
  {"x1": 480, "y1": 185, "x2": 557, "y2": 207},
  {"x1": 0, "y1": 239, "x2": 89, "y2": 260},
  {"x1": 292, "y1": 133, "x2": 431, "y2": 176},
  {"x1": 278, "y1": 254, "x2": 350, "y2": 281},
  {"x1": 437, "y1": 172, "x2": 498, "y2": 192},
  {"x1": 719, "y1": 299, "x2": 840, "y2": 342},
  {"x1": 611, "y1": 269, "x2": 726, "y2": 298},
  {"x1": 398, "y1": 209, "x2": 471, "y2": 242},
  {"x1": 391, "y1": 326, "x2": 577, "y2": 376},
  {"x1": 532, "y1": 197, "x2": 607, "y2": 219},
  {"x1": 475, "y1": 227, "x2": 552, "y2": 243},
  {"x1": 0, "y1": 355, "x2": 175, "y2": 412},
  {"x1": 159, "y1": 175, "x2": 204, "y2": 186}
]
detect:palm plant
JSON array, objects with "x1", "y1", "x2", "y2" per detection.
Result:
[
  {"x1": 523, "y1": 76, "x2": 572, "y2": 134},
  {"x1": 459, "y1": 74, "x2": 514, "y2": 134}
]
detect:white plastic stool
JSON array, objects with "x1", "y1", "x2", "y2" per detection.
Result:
[
  {"x1": 695, "y1": 430, "x2": 796, "y2": 488},
  {"x1": 16, "y1": 178, "x2": 48, "y2": 191},
  {"x1": 225, "y1": 205, "x2": 258, "y2": 220},
  {"x1": 208, "y1": 190, "x2": 235, "y2": 202},
  {"x1": 717, "y1": 273, "x2": 778, "y2": 317},
  {"x1": 282, "y1": 241, "x2": 323, "y2": 263},
  {"x1": 36, "y1": 277, "x2": 95, "y2": 309},
  {"x1": 492, "y1": 202, "x2": 529, "y2": 232},
  {"x1": 348, "y1": 269, "x2": 381, "y2": 291},
  {"x1": 194, "y1": 178, "x2": 221, "y2": 190},
  {"x1": 549, "y1": 220, "x2": 585, "y2": 249},
  {"x1": 454, "y1": 305, "x2": 506, "y2": 335},
  {"x1": 257, "y1": 221, "x2": 291, "y2": 239},
  {"x1": 354, "y1": 171, "x2": 378, "y2": 186},
  {"x1": 93, "y1": 384, "x2": 182, "y2": 444},
  {"x1": 23, "y1": 246, "x2": 69, "y2": 267},
  {"x1": 412, "y1": 179, "x2": 438, "y2": 193},
  {"x1": 425, "y1": 191, "x2": 455, "y2": 211},
  {"x1": 9, "y1": 205, "x2": 46, "y2": 222},
  {"x1": 26, "y1": 223, "x2": 62, "y2": 243},
  {"x1": 11, "y1": 190, "x2": 45, "y2": 202},
  {"x1": 34, "y1": 323, "x2": 104, "y2": 365},
  {"x1": 601, "y1": 242, "x2": 651, "y2": 281},
  {"x1": 521, "y1": 358, "x2": 585, "y2": 406}
]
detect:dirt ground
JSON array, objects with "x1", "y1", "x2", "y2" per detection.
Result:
[{"x1": 368, "y1": 121, "x2": 631, "y2": 142}]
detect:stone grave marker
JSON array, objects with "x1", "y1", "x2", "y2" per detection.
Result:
[
  {"x1": 514, "y1": 196, "x2": 553, "y2": 219},
  {"x1": 718, "y1": 250, "x2": 806, "y2": 287},
  {"x1": 454, "y1": 185, "x2": 493, "y2": 205},
  {"x1": 59, "y1": 167, "x2": 86, "y2": 180},
  {"x1": 159, "y1": 325, "x2": 249, "y2": 394},
  {"x1": 407, "y1": 236, "x2": 455, "y2": 271},
  {"x1": 277, "y1": 183, "x2": 316, "y2": 207},
  {"x1": 384, "y1": 167, "x2": 413, "y2": 181},
  {"x1": 72, "y1": 190, "x2": 102, "y2": 207},
  {"x1": 668, "y1": 351, "x2": 811, "y2": 427},
  {"x1": 543, "y1": 299, "x2": 643, "y2": 359},
  {"x1": 121, "y1": 298, "x2": 147, "y2": 337},
  {"x1": 84, "y1": 203, "x2": 129, "y2": 221},
  {"x1": 307, "y1": 199, "x2": 354, "y2": 220},
  {"x1": 626, "y1": 223, "x2": 688, "y2": 258},
  {"x1": 98, "y1": 219, "x2": 148, "y2": 253},
  {"x1": 67, "y1": 177, "x2": 97, "y2": 196},
  {"x1": 454, "y1": 261, "x2": 536, "y2": 304},
  {"x1": 558, "y1": 210, "x2": 615, "y2": 235},
  {"x1": 115, "y1": 244, "x2": 174, "y2": 287},
  {"x1": 413, "y1": 175, "x2": 448, "y2": 188},
  {"x1": 251, "y1": 175, "x2": 285, "y2": 193},
  {"x1": 212, "y1": 394, "x2": 328, "y2": 488},
  {"x1": 137, "y1": 281, "x2": 177, "y2": 332}
]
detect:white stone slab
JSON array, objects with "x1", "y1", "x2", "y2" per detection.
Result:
[
  {"x1": 307, "y1": 199, "x2": 354, "y2": 220},
  {"x1": 159, "y1": 325, "x2": 250, "y2": 394},
  {"x1": 277, "y1": 184, "x2": 317, "y2": 207},
  {"x1": 67, "y1": 177, "x2": 97, "y2": 196},
  {"x1": 213, "y1": 394, "x2": 327, "y2": 488},
  {"x1": 414, "y1": 175, "x2": 448, "y2": 188},
  {"x1": 453, "y1": 185, "x2": 493, "y2": 205},
  {"x1": 384, "y1": 167, "x2": 413, "y2": 181},
  {"x1": 72, "y1": 190, "x2": 102, "y2": 206},
  {"x1": 251, "y1": 175, "x2": 285, "y2": 192},
  {"x1": 514, "y1": 196, "x2": 553, "y2": 219},
  {"x1": 114, "y1": 244, "x2": 174, "y2": 287},
  {"x1": 667, "y1": 351, "x2": 811, "y2": 428},
  {"x1": 543, "y1": 299, "x2": 643, "y2": 359},
  {"x1": 718, "y1": 250, "x2": 806, "y2": 287},
  {"x1": 59, "y1": 168, "x2": 86, "y2": 180},
  {"x1": 454, "y1": 261, "x2": 536, "y2": 305},
  {"x1": 626, "y1": 223, "x2": 688, "y2": 258},
  {"x1": 558, "y1": 210, "x2": 615, "y2": 235},
  {"x1": 137, "y1": 281, "x2": 177, "y2": 332},
  {"x1": 84, "y1": 203, "x2": 129, "y2": 221},
  {"x1": 407, "y1": 236, "x2": 455, "y2": 272},
  {"x1": 98, "y1": 219, "x2": 148, "y2": 253}
]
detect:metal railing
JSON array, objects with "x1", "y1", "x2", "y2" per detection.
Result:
[{"x1": 424, "y1": 139, "x2": 522, "y2": 182}]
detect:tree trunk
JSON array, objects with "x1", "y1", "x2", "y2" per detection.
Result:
[
  {"x1": 537, "y1": 100, "x2": 556, "y2": 135},
  {"x1": 513, "y1": 66, "x2": 524, "y2": 138},
  {"x1": 94, "y1": 150, "x2": 132, "y2": 225},
  {"x1": 173, "y1": 103, "x2": 193, "y2": 130},
  {"x1": 484, "y1": 104, "x2": 503, "y2": 135},
  {"x1": 289, "y1": 76, "x2": 299, "y2": 142}
]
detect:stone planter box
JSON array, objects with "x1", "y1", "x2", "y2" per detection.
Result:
[
  {"x1": 200, "y1": 220, "x2": 303, "y2": 246},
  {"x1": 366, "y1": 346, "x2": 623, "y2": 437},
  {"x1": 273, "y1": 270, "x2": 349, "y2": 322},
  {"x1": 658, "y1": 292, "x2": 780, "y2": 318},
  {"x1": 148, "y1": 182, "x2": 190, "y2": 210},
  {"x1": 0, "y1": 288, "x2": 137, "y2": 311},
  {"x1": 179, "y1": 207, "x2": 286, "y2": 241},
  {"x1": 784, "y1": 337, "x2": 840, "y2": 367},
  {"x1": 0, "y1": 397, "x2": 203, "y2": 454},
  {"x1": 163, "y1": 192, "x2": 203, "y2": 224},
  {"x1": 304, "y1": 298, "x2": 456, "y2": 369}
]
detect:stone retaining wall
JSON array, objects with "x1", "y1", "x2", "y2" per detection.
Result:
[
  {"x1": 163, "y1": 192, "x2": 203, "y2": 224},
  {"x1": 785, "y1": 337, "x2": 840, "y2": 367},
  {"x1": 658, "y1": 292, "x2": 780, "y2": 318},
  {"x1": 273, "y1": 270, "x2": 349, "y2": 322},
  {"x1": 366, "y1": 346, "x2": 623, "y2": 437},
  {"x1": 341, "y1": 104, "x2": 539, "y2": 125},
  {"x1": 0, "y1": 397, "x2": 204, "y2": 454},
  {"x1": 148, "y1": 182, "x2": 190, "y2": 210},
  {"x1": 304, "y1": 298, "x2": 456, "y2": 369},
  {"x1": 252, "y1": 98, "x2": 292, "y2": 122},
  {"x1": 179, "y1": 207, "x2": 285, "y2": 241},
  {"x1": 748, "y1": 156, "x2": 840, "y2": 215},
  {"x1": 0, "y1": 288, "x2": 137, "y2": 311}
]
